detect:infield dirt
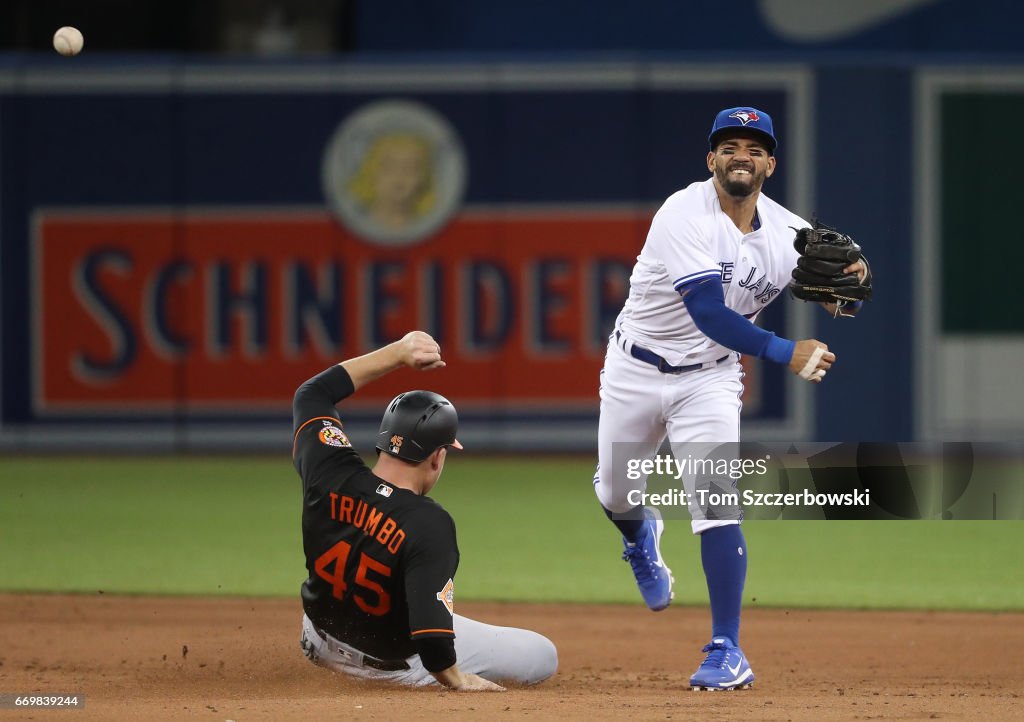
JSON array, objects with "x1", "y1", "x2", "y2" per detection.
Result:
[{"x1": 1, "y1": 594, "x2": 1019, "y2": 721}]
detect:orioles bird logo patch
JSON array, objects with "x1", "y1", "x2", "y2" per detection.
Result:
[
  {"x1": 435, "y1": 578, "x2": 454, "y2": 616},
  {"x1": 318, "y1": 425, "x2": 351, "y2": 448}
]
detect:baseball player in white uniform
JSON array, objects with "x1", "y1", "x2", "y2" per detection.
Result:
[{"x1": 593, "y1": 107, "x2": 867, "y2": 691}]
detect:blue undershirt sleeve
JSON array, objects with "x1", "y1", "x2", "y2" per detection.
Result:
[{"x1": 681, "y1": 278, "x2": 795, "y2": 365}]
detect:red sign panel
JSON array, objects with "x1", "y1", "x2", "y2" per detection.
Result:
[{"x1": 34, "y1": 210, "x2": 655, "y2": 415}]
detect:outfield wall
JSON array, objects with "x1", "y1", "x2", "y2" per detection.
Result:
[{"x1": 0, "y1": 55, "x2": 1018, "y2": 450}]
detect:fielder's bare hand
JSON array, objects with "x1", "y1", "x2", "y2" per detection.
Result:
[
  {"x1": 789, "y1": 339, "x2": 834, "y2": 383},
  {"x1": 844, "y1": 259, "x2": 869, "y2": 282},
  {"x1": 397, "y1": 330, "x2": 446, "y2": 371}
]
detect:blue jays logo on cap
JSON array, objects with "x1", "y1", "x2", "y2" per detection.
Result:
[
  {"x1": 708, "y1": 106, "x2": 777, "y2": 154},
  {"x1": 728, "y1": 109, "x2": 760, "y2": 125}
]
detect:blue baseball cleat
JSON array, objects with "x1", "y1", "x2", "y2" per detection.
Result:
[
  {"x1": 689, "y1": 637, "x2": 755, "y2": 691},
  {"x1": 621, "y1": 507, "x2": 674, "y2": 611}
]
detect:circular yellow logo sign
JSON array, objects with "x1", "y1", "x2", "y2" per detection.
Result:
[{"x1": 321, "y1": 100, "x2": 467, "y2": 246}]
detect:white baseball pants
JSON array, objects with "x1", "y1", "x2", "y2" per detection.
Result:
[
  {"x1": 300, "y1": 613, "x2": 557, "y2": 687},
  {"x1": 594, "y1": 333, "x2": 744, "y2": 534}
]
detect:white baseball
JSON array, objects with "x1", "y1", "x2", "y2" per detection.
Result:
[{"x1": 53, "y1": 26, "x2": 84, "y2": 57}]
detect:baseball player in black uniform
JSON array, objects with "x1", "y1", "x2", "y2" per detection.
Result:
[{"x1": 293, "y1": 331, "x2": 558, "y2": 690}]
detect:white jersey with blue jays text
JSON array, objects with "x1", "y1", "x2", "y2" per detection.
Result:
[{"x1": 615, "y1": 177, "x2": 807, "y2": 366}]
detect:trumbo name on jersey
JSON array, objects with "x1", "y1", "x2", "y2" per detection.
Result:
[{"x1": 328, "y1": 492, "x2": 407, "y2": 554}]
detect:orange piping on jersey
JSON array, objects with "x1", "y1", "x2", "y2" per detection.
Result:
[
  {"x1": 410, "y1": 628, "x2": 455, "y2": 636},
  {"x1": 292, "y1": 416, "x2": 342, "y2": 457}
]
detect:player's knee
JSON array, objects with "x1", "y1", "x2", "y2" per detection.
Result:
[
  {"x1": 524, "y1": 634, "x2": 558, "y2": 685},
  {"x1": 595, "y1": 481, "x2": 637, "y2": 514}
]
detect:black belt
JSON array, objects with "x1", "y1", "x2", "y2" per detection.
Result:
[
  {"x1": 313, "y1": 626, "x2": 411, "y2": 672},
  {"x1": 616, "y1": 330, "x2": 731, "y2": 374}
]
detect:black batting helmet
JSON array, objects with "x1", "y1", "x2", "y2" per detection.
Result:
[{"x1": 376, "y1": 390, "x2": 463, "y2": 463}]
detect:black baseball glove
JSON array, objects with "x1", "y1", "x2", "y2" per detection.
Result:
[{"x1": 789, "y1": 220, "x2": 872, "y2": 308}]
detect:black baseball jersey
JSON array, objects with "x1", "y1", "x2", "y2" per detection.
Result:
[{"x1": 293, "y1": 366, "x2": 459, "y2": 663}]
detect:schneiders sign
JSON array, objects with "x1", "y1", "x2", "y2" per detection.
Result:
[
  {"x1": 29, "y1": 99, "x2": 648, "y2": 414},
  {"x1": 31, "y1": 211, "x2": 643, "y2": 412},
  {"x1": 14, "y1": 78, "x2": 804, "y2": 438}
]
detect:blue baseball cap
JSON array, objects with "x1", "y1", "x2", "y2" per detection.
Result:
[{"x1": 708, "y1": 107, "x2": 777, "y2": 154}]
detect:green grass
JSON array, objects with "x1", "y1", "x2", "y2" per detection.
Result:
[
  {"x1": 1, "y1": 456, "x2": 1022, "y2": 610},
  {"x1": 0, "y1": 456, "x2": 304, "y2": 596}
]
